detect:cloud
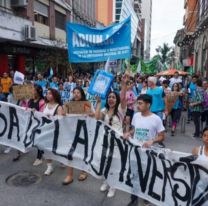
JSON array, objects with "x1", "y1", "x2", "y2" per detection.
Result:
[{"x1": 150, "y1": 0, "x2": 184, "y2": 57}]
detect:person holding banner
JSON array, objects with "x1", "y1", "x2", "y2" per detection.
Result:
[
  {"x1": 192, "y1": 127, "x2": 208, "y2": 157},
  {"x1": 124, "y1": 94, "x2": 165, "y2": 206},
  {"x1": 28, "y1": 85, "x2": 46, "y2": 166},
  {"x1": 95, "y1": 75, "x2": 127, "y2": 198},
  {"x1": 44, "y1": 88, "x2": 65, "y2": 175},
  {"x1": 62, "y1": 87, "x2": 94, "y2": 185}
]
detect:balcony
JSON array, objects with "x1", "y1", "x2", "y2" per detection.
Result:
[{"x1": 0, "y1": 8, "x2": 32, "y2": 42}]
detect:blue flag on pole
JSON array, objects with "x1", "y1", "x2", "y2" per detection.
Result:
[{"x1": 66, "y1": 17, "x2": 131, "y2": 63}]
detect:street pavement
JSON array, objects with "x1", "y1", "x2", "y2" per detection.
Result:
[{"x1": 0, "y1": 119, "x2": 203, "y2": 206}]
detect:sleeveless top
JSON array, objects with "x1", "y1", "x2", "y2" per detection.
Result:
[
  {"x1": 43, "y1": 104, "x2": 59, "y2": 118},
  {"x1": 198, "y1": 146, "x2": 208, "y2": 160}
]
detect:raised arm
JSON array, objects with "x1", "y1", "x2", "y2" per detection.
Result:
[
  {"x1": 95, "y1": 96, "x2": 104, "y2": 120},
  {"x1": 120, "y1": 75, "x2": 127, "y2": 110}
]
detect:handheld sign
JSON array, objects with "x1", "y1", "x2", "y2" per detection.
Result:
[
  {"x1": 13, "y1": 71, "x2": 25, "y2": 85},
  {"x1": 165, "y1": 92, "x2": 179, "y2": 113},
  {"x1": 64, "y1": 101, "x2": 92, "y2": 114},
  {"x1": 88, "y1": 70, "x2": 114, "y2": 99},
  {"x1": 13, "y1": 85, "x2": 35, "y2": 100}
]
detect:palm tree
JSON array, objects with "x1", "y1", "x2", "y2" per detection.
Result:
[{"x1": 156, "y1": 43, "x2": 175, "y2": 66}]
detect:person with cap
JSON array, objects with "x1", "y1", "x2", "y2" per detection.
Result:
[
  {"x1": 124, "y1": 94, "x2": 165, "y2": 206},
  {"x1": 146, "y1": 76, "x2": 167, "y2": 121}
]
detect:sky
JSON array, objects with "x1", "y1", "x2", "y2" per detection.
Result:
[{"x1": 150, "y1": 0, "x2": 185, "y2": 57}]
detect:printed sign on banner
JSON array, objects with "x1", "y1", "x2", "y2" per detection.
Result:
[
  {"x1": 66, "y1": 17, "x2": 131, "y2": 63},
  {"x1": 1, "y1": 101, "x2": 208, "y2": 206},
  {"x1": 64, "y1": 101, "x2": 92, "y2": 114},
  {"x1": 13, "y1": 84, "x2": 35, "y2": 100},
  {"x1": 88, "y1": 70, "x2": 114, "y2": 99}
]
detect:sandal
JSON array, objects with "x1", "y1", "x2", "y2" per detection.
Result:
[
  {"x1": 78, "y1": 171, "x2": 88, "y2": 181},
  {"x1": 62, "y1": 176, "x2": 73, "y2": 185}
]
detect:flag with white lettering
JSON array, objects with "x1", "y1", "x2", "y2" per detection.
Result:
[{"x1": 66, "y1": 17, "x2": 131, "y2": 63}]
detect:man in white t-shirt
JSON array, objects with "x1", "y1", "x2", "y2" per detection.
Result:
[
  {"x1": 169, "y1": 71, "x2": 182, "y2": 89},
  {"x1": 124, "y1": 94, "x2": 165, "y2": 206}
]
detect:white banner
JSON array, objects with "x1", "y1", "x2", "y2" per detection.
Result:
[{"x1": 0, "y1": 101, "x2": 208, "y2": 206}]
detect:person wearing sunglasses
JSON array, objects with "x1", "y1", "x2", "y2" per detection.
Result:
[{"x1": 95, "y1": 75, "x2": 127, "y2": 198}]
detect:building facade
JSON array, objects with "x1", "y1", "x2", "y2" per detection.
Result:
[
  {"x1": 0, "y1": 0, "x2": 96, "y2": 77},
  {"x1": 96, "y1": 0, "x2": 142, "y2": 61},
  {"x1": 72, "y1": 0, "x2": 96, "y2": 27},
  {"x1": 174, "y1": 0, "x2": 198, "y2": 74},
  {"x1": 194, "y1": 0, "x2": 208, "y2": 77},
  {"x1": 141, "y1": 0, "x2": 152, "y2": 60}
]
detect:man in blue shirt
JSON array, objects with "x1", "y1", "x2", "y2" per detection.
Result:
[
  {"x1": 187, "y1": 75, "x2": 198, "y2": 123},
  {"x1": 147, "y1": 76, "x2": 166, "y2": 121},
  {"x1": 35, "y1": 73, "x2": 48, "y2": 89},
  {"x1": 49, "y1": 76, "x2": 59, "y2": 90}
]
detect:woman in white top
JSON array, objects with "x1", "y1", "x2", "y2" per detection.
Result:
[
  {"x1": 44, "y1": 88, "x2": 65, "y2": 175},
  {"x1": 140, "y1": 79, "x2": 148, "y2": 94},
  {"x1": 192, "y1": 127, "x2": 208, "y2": 158},
  {"x1": 95, "y1": 75, "x2": 127, "y2": 198}
]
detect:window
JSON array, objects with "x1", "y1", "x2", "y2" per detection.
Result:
[
  {"x1": 0, "y1": 0, "x2": 11, "y2": 10},
  {"x1": 34, "y1": 0, "x2": 49, "y2": 25},
  {"x1": 55, "y1": 11, "x2": 66, "y2": 30},
  {"x1": 34, "y1": 13, "x2": 48, "y2": 25}
]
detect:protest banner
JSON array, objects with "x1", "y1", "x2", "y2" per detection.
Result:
[
  {"x1": 13, "y1": 84, "x2": 35, "y2": 100},
  {"x1": 0, "y1": 101, "x2": 208, "y2": 206},
  {"x1": 66, "y1": 17, "x2": 131, "y2": 63},
  {"x1": 88, "y1": 70, "x2": 114, "y2": 99},
  {"x1": 165, "y1": 92, "x2": 179, "y2": 113},
  {"x1": 64, "y1": 101, "x2": 92, "y2": 114}
]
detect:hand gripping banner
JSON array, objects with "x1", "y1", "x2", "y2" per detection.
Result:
[{"x1": 0, "y1": 101, "x2": 208, "y2": 206}]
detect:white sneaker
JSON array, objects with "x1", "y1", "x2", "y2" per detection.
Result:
[
  {"x1": 4, "y1": 147, "x2": 11, "y2": 154},
  {"x1": 44, "y1": 165, "x2": 54, "y2": 176},
  {"x1": 107, "y1": 188, "x2": 116, "y2": 198},
  {"x1": 33, "y1": 159, "x2": 43, "y2": 166},
  {"x1": 100, "y1": 182, "x2": 109, "y2": 192}
]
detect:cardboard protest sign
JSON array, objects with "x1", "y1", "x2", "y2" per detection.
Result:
[
  {"x1": 165, "y1": 92, "x2": 179, "y2": 113},
  {"x1": 64, "y1": 101, "x2": 92, "y2": 114},
  {"x1": 88, "y1": 70, "x2": 114, "y2": 99},
  {"x1": 13, "y1": 84, "x2": 35, "y2": 100}
]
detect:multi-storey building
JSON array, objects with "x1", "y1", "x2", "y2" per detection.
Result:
[
  {"x1": 174, "y1": 0, "x2": 198, "y2": 74},
  {"x1": 0, "y1": 0, "x2": 96, "y2": 76},
  {"x1": 96, "y1": 0, "x2": 142, "y2": 62},
  {"x1": 141, "y1": 0, "x2": 152, "y2": 60},
  {"x1": 174, "y1": 0, "x2": 208, "y2": 77},
  {"x1": 194, "y1": 0, "x2": 208, "y2": 77},
  {"x1": 72, "y1": 0, "x2": 96, "y2": 27}
]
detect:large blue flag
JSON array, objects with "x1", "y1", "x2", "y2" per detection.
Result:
[{"x1": 66, "y1": 17, "x2": 131, "y2": 63}]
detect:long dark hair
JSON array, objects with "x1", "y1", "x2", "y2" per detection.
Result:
[
  {"x1": 105, "y1": 91, "x2": 120, "y2": 123},
  {"x1": 34, "y1": 85, "x2": 44, "y2": 99},
  {"x1": 172, "y1": 83, "x2": 180, "y2": 92},
  {"x1": 203, "y1": 127, "x2": 208, "y2": 135},
  {"x1": 47, "y1": 88, "x2": 62, "y2": 105},
  {"x1": 72, "y1": 86, "x2": 86, "y2": 101}
]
